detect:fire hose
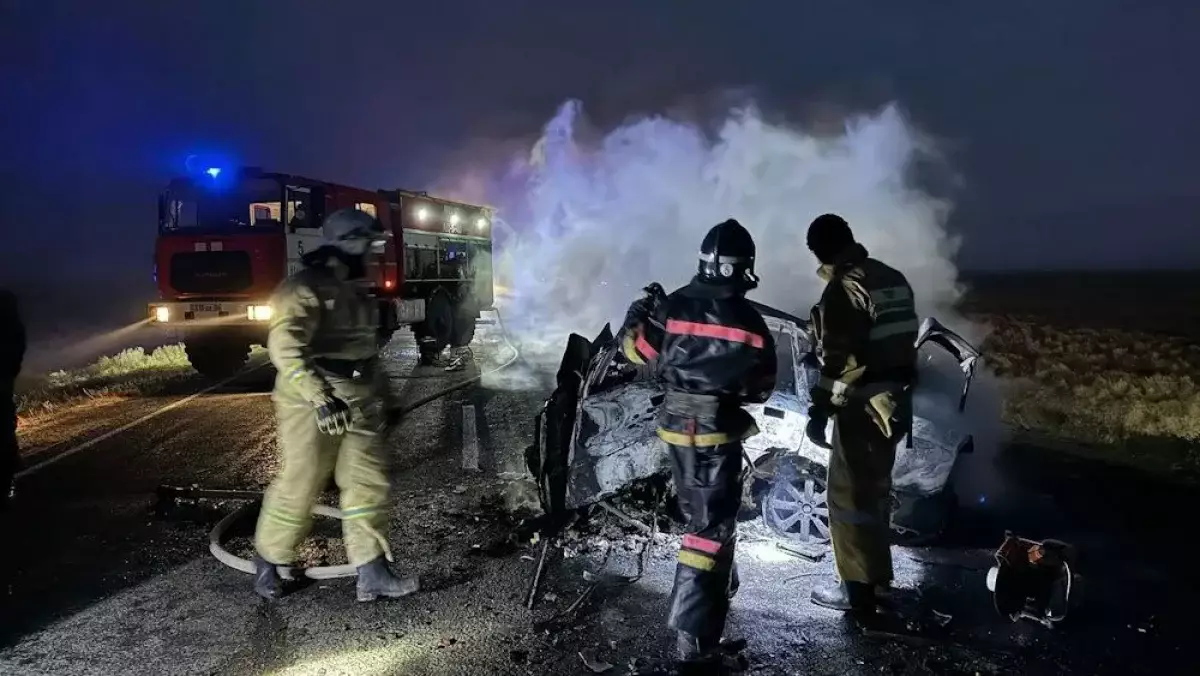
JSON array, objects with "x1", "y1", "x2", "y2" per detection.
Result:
[{"x1": 207, "y1": 309, "x2": 521, "y2": 580}]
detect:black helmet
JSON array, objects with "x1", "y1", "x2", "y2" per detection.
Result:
[
  {"x1": 697, "y1": 218, "x2": 758, "y2": 289},
  {"x1": 806, "y1": 213, "x2": 854, "y2": 264}
]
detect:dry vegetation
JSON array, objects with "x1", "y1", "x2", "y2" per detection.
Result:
[
  {"x1": 15, "y1": 344, "x2": 197, "y2": 422},
  {"x1": 979, "y1": 313, "x2": 1200, "y2": 474}
]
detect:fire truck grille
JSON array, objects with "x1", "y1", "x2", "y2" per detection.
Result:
[{"x1": 169, "y1": 251, "x2": 253, "y2": 294}]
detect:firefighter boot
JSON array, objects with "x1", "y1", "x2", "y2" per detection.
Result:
[
  {"x1": 811, "y1": 580, "x2": 879, "y2": 613},
  {"x1": 356, "y1": 557, "x2": 420, "y2": 602},
  {"x1": 675, "y1": 631, "x2": 722, "y2": 670},
  {"x1": 253, "y1": 555, "x2": 284, "y2": 601}
]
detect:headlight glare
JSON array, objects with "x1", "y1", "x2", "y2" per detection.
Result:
[{"x1": 247, "y1": 305, "x2": 273, "y2": 321}]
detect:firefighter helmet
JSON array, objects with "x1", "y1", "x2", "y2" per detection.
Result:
[
  {"x1": 322, "y1": 207, "x2": 387, "y2": 256},
  {"x1": 806, "y1": 213, "x2": 855, "y2": 264},
  {"x1": 697, "y1": 218, "x2": 758, "y2": 289}
]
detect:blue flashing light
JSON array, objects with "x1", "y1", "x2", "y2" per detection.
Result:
[{"x1": 205, "y1": 167, "x2": 222, "y2": 179}]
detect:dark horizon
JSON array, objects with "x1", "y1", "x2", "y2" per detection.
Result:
[{"x1": 3, "y1": 0, "x2": 1198, "y2": 289}]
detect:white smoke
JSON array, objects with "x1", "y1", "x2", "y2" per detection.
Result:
[
  {"x1": 466, "y1": 98, "x2": 1007, "y2": 500},
  {"x1": 490, "y1": 99, "x2": 963, "y2": 360}
]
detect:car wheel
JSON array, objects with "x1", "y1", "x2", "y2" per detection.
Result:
[{"x1": 760, "y1": 467, "x2": 832, "y2": 546}]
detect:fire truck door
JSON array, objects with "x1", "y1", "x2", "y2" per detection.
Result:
[{"x1": 284, "y1": 186, "x2": 325, "y2": 276}]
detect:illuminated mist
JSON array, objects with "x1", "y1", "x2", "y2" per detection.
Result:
[
  {"x1": 476, "y1": 98, "x2": 1008, "y2": 490},
  {"x1": 490, "y1": 99, "x2": 963, "y2": 361}
]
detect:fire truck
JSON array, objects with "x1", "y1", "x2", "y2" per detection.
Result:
[{"x1": 148, "y1": 165, "x2": 494, "y2": 379}]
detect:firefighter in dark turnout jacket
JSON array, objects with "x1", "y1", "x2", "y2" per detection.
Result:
[
  {"x1": 803, "y1": 214, "x2": 919, "y2": 620},
  {"x1": 621, "y1": 219, "x2": 776, "y2": 666}
]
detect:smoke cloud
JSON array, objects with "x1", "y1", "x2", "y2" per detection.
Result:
[{"x1": 487, "y1": 99, "x2": 964, "y2": 360}]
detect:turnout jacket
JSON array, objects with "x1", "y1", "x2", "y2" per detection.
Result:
[
  {"x1": 268, "y1": 249, "x2": 392, "y2": 409},
  {"x1": 808, "y1": 243, "x2": 918, "y2": 415},
  {"x1": 623, "y1": 278, "x2": 777, "y2": 444},
  {"x1": 0, "y1": 290, "x2": 25, "y2": 382}
]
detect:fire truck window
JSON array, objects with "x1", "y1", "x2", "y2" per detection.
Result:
[
  {"x1": 286, "y1": 192, "x2": 314, "y2": 230},
  {"x1": 170, "y1": 200, "x2": 198, "y2": 228},
  {"x1": 355, "y1": 202, "x2": 378, "y2": 218},
  {"x1": 407, "y1": 245, "x2": 439, "y2": 280},
  {"x1": 249, "y1": 202, "x2": 282, "y2": 226}
]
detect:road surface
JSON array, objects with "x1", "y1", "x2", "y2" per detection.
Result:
[{"x1": 0, "y1": 327, "x2": 1193, "y2": 675}]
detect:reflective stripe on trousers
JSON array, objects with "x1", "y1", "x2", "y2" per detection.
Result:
[{"x1": 656, "y1": 422, "x2": 759, "y2": 447}]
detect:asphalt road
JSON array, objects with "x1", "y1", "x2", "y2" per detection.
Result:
[{"x1": 0, "y1": 327, "x2": 1194, "y2": 675}]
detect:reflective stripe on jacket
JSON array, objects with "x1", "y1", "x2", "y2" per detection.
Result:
[{"x1": 621, "y1": 277, "x2": 777, "y2": 437}]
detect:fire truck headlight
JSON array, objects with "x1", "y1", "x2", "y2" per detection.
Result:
[
  {"x1": 449, "y1": 212, "x2": 460, "y2": 226},
  {"x1": 476, "y1": 217, "x2": 488, "y2": 230},
  {"x1": 416, "y1": 207, "x2": 428, "y2": 222},
  {"x1": 153, "y1": 306, "x2": 170, "y2": 323},
  {"x1": 247, "y1": 305, "x2": 273, "y2": 321}
]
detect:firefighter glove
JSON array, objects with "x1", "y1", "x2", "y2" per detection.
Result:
[
  {"x1": 624, "y1": 283, "x2": 666, "y2": 330},
  {"x1": 315, "y1": 396, "x2": 352, "y2": 435},
  {"x1": 805, "y1": 411, "x2": 832, "y2": 450}
]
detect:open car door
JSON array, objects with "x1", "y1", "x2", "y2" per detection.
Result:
[{"x1": 915, "y1": 317, "x2": 981, "y2": 412}]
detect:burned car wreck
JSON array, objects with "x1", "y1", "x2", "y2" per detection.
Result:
[{"x1": 525, "y1": 302, "x2": 981, "y2": 549}]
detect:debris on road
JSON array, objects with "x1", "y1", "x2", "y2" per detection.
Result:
[
  {"x1": 774, "y1": 541, "x2": 826, "y2": 563},
  {"x1": 525, "y1": 539, "x2": 553, "y2": 609},
  {"x1": 579, "y1": 651, "x2": 614, "y2": 673}
]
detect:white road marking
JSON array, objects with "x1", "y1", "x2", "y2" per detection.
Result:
[
  {"x1": 16, "y1": 365, "x2": 266, "y2": 479},
  {"x1": 461, "y1": 403, "x2": 479, "y2": 471}
]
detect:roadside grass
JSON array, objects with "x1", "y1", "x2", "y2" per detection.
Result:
[
  {"x1": 14, "y1": 344, "x2": 267, "y2": 423},
  {"x1": 15, "y1": 344, "x2": 196, "y2": 422},
  {"x1": 979, "y1": 313, "x2": 1200, "y2": 476}
]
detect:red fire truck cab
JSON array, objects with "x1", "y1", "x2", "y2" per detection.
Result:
[{"x1": 148, "y1": 166, "x2": 494, "y2": 379}]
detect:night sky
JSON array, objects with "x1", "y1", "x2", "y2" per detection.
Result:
[{"x1": 2, "y1": 0, "x2": 1197, "y2": 289}]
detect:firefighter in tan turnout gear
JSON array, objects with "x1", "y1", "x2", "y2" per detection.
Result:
[
  {"x1": 803, "y1": 214, "x2": 919, "y2": 620},
  {"x1": 253, "y1": 207, "x2": 419, "y2": 602},
  {"x1": 622, "y1": 219, "x2": 776, "y2": 669}
]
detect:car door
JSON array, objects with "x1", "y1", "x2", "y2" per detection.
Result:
[{"x1": 915, "y1": 317, "x2": 981, "y2": 413}]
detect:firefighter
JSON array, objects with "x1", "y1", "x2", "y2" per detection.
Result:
[
  {"x1": 803, "y1": 213, "x2": 919, "y2": 620},
  {"x1": 252, "y1": 208, "x2": 419, "y2": 602},
  {"x1": 622, "y1": 219, "x2": 776, "y2": 667},
  {"x1": 0, "y1": 288, "x2": 24, "y2": 510}
]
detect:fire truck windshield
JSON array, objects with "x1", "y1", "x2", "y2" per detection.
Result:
[{"x1": 160, "y1": 179, "x2": 285, "y2": 233}]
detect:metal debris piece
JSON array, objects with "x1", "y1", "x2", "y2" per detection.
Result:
[
  {"x1": 525, "y1": 539, "x2": 552, "y2": 609},
  {"x1": 579, "y1": 652, "x2": 613, "y2": 673},
  {"x1": 598, "y1": 501, "x2": 652, "y2": 534},
  {"x1": 931, "y1": 610, "x2": 952, "y2": 627},
  {"x1": 775, "y1": 542, "x2": 826, "y2": 562}
]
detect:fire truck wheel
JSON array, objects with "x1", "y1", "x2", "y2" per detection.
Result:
[
  {"x1": 416, "y1": 287, "x2": 454, "y2": 360},
  {"x1": 452, "y1": 305, "x2": 476, "y2": 347},
  {"x1": 186, "y1": 340, "x2": 249, "y2": 380}
]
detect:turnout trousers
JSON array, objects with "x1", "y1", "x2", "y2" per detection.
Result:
[
  {"x1": 662, "y1": 428, "x2": 743, "y2": 640},
  {"x1": 254, "y1": 375, "x2": 392, "y2": 567},
  {"x1": 827, "y1": 392, "x2": 911, "y2": 585}
]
